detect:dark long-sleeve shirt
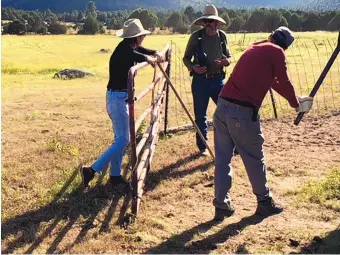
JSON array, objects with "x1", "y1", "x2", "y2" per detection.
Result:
[
  {"x1": 183, "y1": 29, "x2": 231, "y2": 74},
  {"x1": 107, "y1": 40, "x2": 156, "y2": 90},
  {"x1": 220, "y1": 41, "x2": 299, "y2": 108}
]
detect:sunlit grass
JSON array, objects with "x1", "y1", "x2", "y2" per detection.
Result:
[
  {"x1": 298, "y1": 168, "x2": 340, "y2": 211},
  {"x1": 1, "y1": 31, "x2": 340, "y2": 254}
]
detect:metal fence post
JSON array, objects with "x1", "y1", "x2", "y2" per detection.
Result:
[
  {"x1": 269, "y1": 88, "x2": 278, "y2": 119},
  {"x1": 128, "y1": 70, "x2": 138, "y2": 216},
  {"x1": 163, "y1": 47, "x2": 171, "y2": 136}
]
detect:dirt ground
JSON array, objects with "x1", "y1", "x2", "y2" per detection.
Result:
[{"x1": 2, "y1": 112, "x2": 340, "y2": 254}]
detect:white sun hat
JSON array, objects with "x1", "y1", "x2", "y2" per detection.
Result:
[
  {"x1": 192, "y1": 4, "x2": 226, "y2": 26},
  {"x1": 116, "y1": 19, "x2": 151, "y2": 38}
]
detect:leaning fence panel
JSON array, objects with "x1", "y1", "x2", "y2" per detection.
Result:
[{"x1": 127, "y1": 44, "x2": 170, "y2": 217}]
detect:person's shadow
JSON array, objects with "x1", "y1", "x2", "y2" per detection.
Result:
[
  {"x1": 2, "y1": 152, "x2": 213, "y2": 254},
  {"x1": 145, "y1": 152, "x2": 214, "y2": 192},
  {"x1": 1, "y1": 167, "x2": 130, "y2": 254},
  {"x1": 146, "y1": 214, "x2": 265, "y2": 254},
  {"x1": 293, "y1": 226, "x2": 340, "y2": 254}
]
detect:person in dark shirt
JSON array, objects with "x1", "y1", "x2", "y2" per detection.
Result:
[
  {"x1": 213, "y1": 27, "x2": 313, "y2": 221},
  {"x1": 183, "y1": 4, "x2": 232, "y2": 156},
  {"x1": 81, "y1": 19, "x2": 162, "y2": 191}
]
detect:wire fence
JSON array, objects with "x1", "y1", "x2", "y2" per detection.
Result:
[{"x1": 166, "y1": 37, "x2": 340, "y2": 129}]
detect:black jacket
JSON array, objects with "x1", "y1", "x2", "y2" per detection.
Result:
[{"x1": 107, "y1": 39, "x2": 156, "y2": 90}]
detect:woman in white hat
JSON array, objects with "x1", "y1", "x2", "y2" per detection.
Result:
[{"x1": 81, "y1": 19, "x2": 162, "y2": 190}]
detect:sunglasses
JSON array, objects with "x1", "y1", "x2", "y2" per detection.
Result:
[{"x1": 203, "y1": 19, "x2": 215, "y2": 24}]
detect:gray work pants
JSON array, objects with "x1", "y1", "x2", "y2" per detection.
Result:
[{"x1": 213, "y1": 98, "x2": 272, "y2": 209}]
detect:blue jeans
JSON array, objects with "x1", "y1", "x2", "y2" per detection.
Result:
[
  {"x1": 92, "y1": 91, "x2": 130, "y2": 176},
  {"x1": 213, "y1": 98, "x2": 271, "y2": 209},
  {"x1": 191, "y1": 76, "x2": 224, "y2": 151}
]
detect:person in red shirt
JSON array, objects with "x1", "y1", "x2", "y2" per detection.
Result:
[{"x1": 213, "y1": 27, "x2": 313, "y2": 221}]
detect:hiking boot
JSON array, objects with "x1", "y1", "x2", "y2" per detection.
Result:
[
  {"x1": 80, "y1": 166, "x2": 95, "y2": 188},
  {"x1": 255, "y1": 198, "x2": 283, "y2": 217},
  {"x1": 109, "y1": 175, "x2": 132, "y2": 193},
  {"x1": 214, "y1": 205, "x2": 235, "y2": 221}
]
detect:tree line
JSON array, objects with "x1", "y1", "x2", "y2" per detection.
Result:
[
  {"x1": 2, "y1": 0, "x2": 340, "y2": 13},
  {"x1": 1, "y1": 1, "x2": 340, "y2": 35}
]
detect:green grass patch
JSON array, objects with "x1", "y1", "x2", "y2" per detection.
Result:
[
  {"x1": 47, "y1": 133, "x2": 80, "y2": 158},
  {"x1": 298, "y1": 168, "x2": 340, "y2": 211}
]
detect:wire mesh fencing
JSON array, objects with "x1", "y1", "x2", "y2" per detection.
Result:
[{"x1": 166, "y1": 35, "x2": 339, "y2": 130}]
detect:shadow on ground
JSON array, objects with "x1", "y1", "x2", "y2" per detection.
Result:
[
  {"x1": 2, "y1": 152, "x2": 211, "y2": 253},
  {"x1": 295, "y1": 227, "x2": 340, "y2": 254},
  {"x1": 1, "y1": 167, "x2": 130, "y2": 254},
  {"x1": 146, "y1": 214, "x2": 265, "y2": 254}
]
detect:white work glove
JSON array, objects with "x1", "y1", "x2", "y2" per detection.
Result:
[{"x1": 296, "y1": 96, "x2": 313, "y2": 113}]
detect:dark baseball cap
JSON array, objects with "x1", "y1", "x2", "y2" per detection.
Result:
[{"x1": 272, "y1": 26, "x2": 295, "y2": 48}]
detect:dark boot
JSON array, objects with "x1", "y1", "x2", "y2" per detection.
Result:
[
  {"x1": 80, "y1": 166, "x2": 95, "y2": 188},
  {"x1": 109, "y1": 175, "x2": 132, "y2": 193},
  {"x1": 214, "y1": 204, "x2": 235, "y2": 221},
  {"x1": 255, "y1": 198, "x2": 283, "y2": 217}
]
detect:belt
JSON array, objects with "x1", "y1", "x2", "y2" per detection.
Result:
[
  {"x1": 220, "y1": 96, "x2": 259, "y2": 122},
  {"x1": 204, "y1": 73, "x2": 223, "y2": 79},
  {"x1": 107, "y1": 88, "x2": 128, "y2": 92},
  {"x1": 193, "y1": 73, "x2": 223, "y2": 79},
  {"x1": 220, "y1": 96, "x2": 255, "y2": 109}
]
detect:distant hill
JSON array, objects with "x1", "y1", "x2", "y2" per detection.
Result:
[{"x1": 1, "y1": 0, "x2": 340, "y2": 12}]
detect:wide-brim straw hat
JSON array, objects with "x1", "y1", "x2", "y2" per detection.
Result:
[
  {"x1": 192, "y1": 4, "x2": 226, "y2": 26},
  {"x1": 116, "y1": 19, "x2": 151, "y2": 38}
]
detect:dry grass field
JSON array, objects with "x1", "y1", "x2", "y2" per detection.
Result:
[{"x1": 1, "y1": 32, "x2": 340, "y2": 254}]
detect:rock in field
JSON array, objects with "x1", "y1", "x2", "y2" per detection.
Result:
[
  {"x1": 53, "y1": 69, "x2": 94, "y2": 79},
  {"x1": 100, "y1": 48, "x2": 111, "y2": 53}
]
